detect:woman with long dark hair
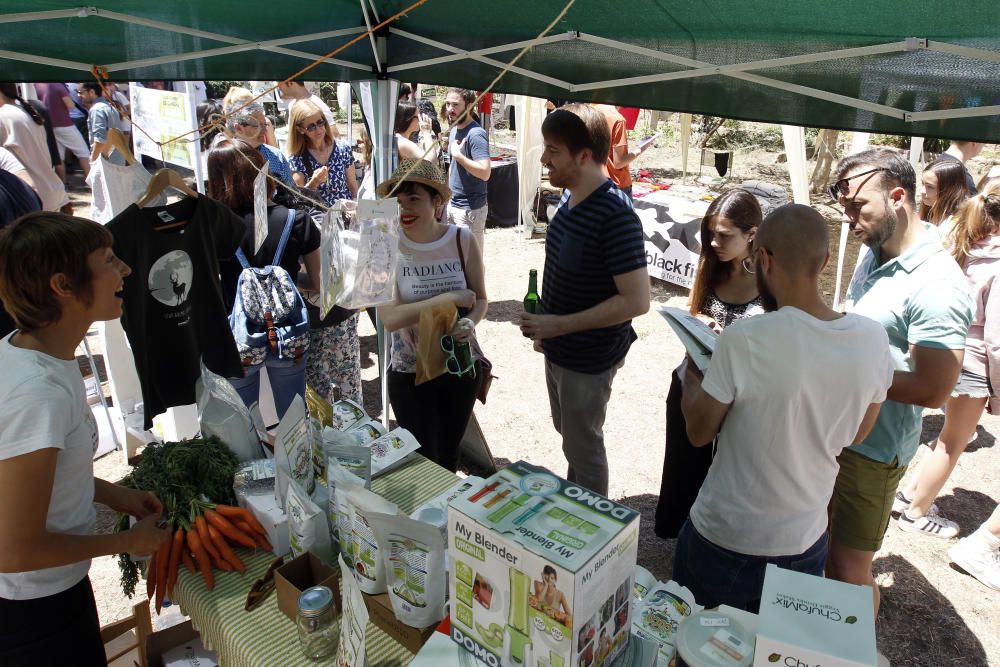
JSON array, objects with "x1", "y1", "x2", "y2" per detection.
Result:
[
  {"x1": 0, "y1": 84, "x2": 68, "y2": 212},
  {"x1": 394, "y1": 102, "x2": 439, "y2": 163},
  {"x1": 895, "y1": 182, "x2": 1000, "y2": 539},
  {"x1": 920, "y1": 159, "x2": 970, "y2": 226},
  {"x1": 655, "y1": 188, "x2": 764, "y2": 539},
  {"x1": 210, "y1": 140, "x2": 325, "y2": 418}
]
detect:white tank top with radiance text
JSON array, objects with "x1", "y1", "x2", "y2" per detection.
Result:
[{"x1": 390, "y1": 225, "x2": 471, "y2": 372}]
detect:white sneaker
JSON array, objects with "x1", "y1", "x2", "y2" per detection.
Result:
[
  {"x1": 897, "y1": 510, "x2": 960, "y2": 539},
  {"x1": 890, "y1": 491, "x2": 939, "y2": 517},
  {"x1": 949, "y1": 535, "x2": 1000, "y2": 591}
]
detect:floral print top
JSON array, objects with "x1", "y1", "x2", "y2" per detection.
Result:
[{"x1": 288, "y1": 140, "x2": 354, "y2": 206}]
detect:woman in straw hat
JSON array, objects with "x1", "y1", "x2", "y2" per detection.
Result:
[{"x1": 376, "y1": 159, "x2": 488, "y2": 472}]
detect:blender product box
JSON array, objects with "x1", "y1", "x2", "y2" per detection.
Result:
[
  {"x1": 448, "y1": 461, "x2": 640, "y2": 667},
  {"x1": 753, "y1": 564, "x2": 876, "y2": 667}
]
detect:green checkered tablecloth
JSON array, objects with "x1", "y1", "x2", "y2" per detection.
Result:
[{"x1": 172, "y1": 455, "x2": 459, "y2": 667}]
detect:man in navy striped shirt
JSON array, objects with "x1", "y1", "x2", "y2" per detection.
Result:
[{"x1": 519, "y1": 104, "x2": 650, "y2": 495}]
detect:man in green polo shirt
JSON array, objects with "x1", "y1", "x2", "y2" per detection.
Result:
[{"x1": 826, "y1": 148, "x2": 973, "y2": 617}]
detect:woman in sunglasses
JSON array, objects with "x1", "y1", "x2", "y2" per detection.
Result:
[
  {"x1": 287, "y1": 100, "x2": 358, "y2": 206},
  {"x1": 655, "y1": 188, "x2": 764, "y2": 540},
  {"x1": 375, "y1": 159, "x2": 488, "y2": 472}
]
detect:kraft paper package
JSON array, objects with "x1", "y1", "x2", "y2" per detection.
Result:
[
  {"x1": 195, "y1": 360, "x2": 263, "y2": 462},
  {"x1": 368, "y1": 511, "x2": 448, "y2": 629},
  {"x1": 285, "y1": 479, "x2": 332, "y2": 562}
]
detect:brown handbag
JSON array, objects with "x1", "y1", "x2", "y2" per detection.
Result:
[{"x1": 455, "y1": 228, "x2": 495, "y2": 404}]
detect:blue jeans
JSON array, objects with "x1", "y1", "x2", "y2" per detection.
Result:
[
  {"x1": 228, "y1": 355, "x2": 307, "y2": 421},
  {"x1": 671, "y1": 519, "x2": 829, "y2": 613}
]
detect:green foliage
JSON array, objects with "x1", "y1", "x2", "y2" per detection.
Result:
[
  {"x1": 871, "y1": 133, "x2": 911, "y2": 149},
  {"x1": 205, "y1": 80, "x2": 245, "y2": 100}
]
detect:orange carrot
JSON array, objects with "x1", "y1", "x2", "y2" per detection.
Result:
[
  {"x1": 194, "y1": 515, "x2": 221, "y2": 561},
  {"x1": 204, "y1": 509, "x2": 256, "y2": 549},
  {"x1": 186, "y1": 530, "x2": 215, "y2": 591},
  {"x1": 214, "y1": 504, "x2": 267, "y2": 536},
  {"x1": 146, "y1": 553, "x2": 157, "y2": 600},
  {"x1": 216, "y1": 558, "x2": 234, "y2": 572},
  {"x1": 154, "y1": 535, "x2": 171, "y2": 613},
  {"x1": 181, "y1": 548, "x2": 196, "y2": 575},
  {"x1": 207, "y1": 524, "x2": 246, "y2": 574},
  {"x1": 166, "y1": 528, "x2": 184, "y2": 598}
]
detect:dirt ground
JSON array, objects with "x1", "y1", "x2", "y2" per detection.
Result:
[{"x1": 83, "y1": 133, "x2": 999, "y2": 665}]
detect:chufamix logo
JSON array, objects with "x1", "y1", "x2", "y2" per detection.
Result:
[
  {"x1": 767, "y1": 654, "x2": 845, "y2": 666},
  {"x1": 772, "y1": 593, "x2": 856, "y2": 623},
  {"x1": 452, "y1": 626, "x2": 500, "y2": 666}
]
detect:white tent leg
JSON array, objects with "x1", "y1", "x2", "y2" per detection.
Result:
[
  {"x1": 680, "y1": 114, "x2": 692, "y2": 180},
  {"x1": 82, "y1": 337, "x2": 122, "y2": 452},
  {"x1": 781, "y1": 125, "x2": 809, "y2": 205},
  {"x1": 909, "y1": 136, "x2": 925, "y2": 171},
  {"x1": 850, "y1": 132, "x2": 871, "y2": 154},
  {"x1": 833, "y1": 224, "x2": 850, "y2": 311}
]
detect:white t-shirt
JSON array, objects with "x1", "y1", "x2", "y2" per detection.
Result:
[
  {"x1": 0, "y1": 145, "x2": 25, "y2": 173},
  {"x1": 689, "y1": 307, "x2": 894, "y2": 557},
  {"x1": 0, "y1": 103, "x2": 69, "y2": 211},
  {"x1": 0, "y1": 333, "x2": 98, "y2": 599},
  {"x1": 288, "y1": 95, "x2": 335, "y2": 128},
  {"x1": 389, "y1": 225, "x2": 471, "y2": 372},
  {"x1": 86, "y1": 156, "x2": 156, "y2": 223}
]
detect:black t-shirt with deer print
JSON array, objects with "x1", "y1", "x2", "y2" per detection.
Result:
[{"x1": 108, "y1": 196, "x2": 246, "y2": 428}]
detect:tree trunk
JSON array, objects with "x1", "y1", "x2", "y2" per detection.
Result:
[{"x1": 809, "y1": 129, "x2": 839, "y2": 194}]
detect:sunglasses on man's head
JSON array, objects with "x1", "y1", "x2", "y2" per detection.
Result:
[
  {"x1": 828, "y1": 167, "x2": 888, "y2": 201},
  {"x1": 298, "y1": 119, "x2": 328, "y2": 133}
]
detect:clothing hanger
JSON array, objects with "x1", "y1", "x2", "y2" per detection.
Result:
[
  {"x1": 105, "y1": 128, "x2": 137, "y2": 166},
  {"x1": 137, "y1": 168, "x2": 199, "y2": 229}
]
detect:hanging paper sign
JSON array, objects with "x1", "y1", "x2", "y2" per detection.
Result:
[
  {"x1": 319, "y1": 204, "x2": 349, "y2": 318},
  {"x1": 339, "y1": 198, "x2": 400, "y2": 309},
  {"x1": 253, "y1": 162, "x2": 270, "y2": 255}
]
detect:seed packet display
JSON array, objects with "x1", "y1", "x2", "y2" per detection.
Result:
[
  {"x1": 337, "y1": 555, "x2": 369, "y2": 667},
  {"x1": 370, "y1": 428, "x2": 421, "y2": 477},
  {"x1": 344, "y1": 485, "x2": 400, "y2": 594},
  {"x1": 286, "y1": 480, "x2": 332, "y2": 562},
  {"x1": 274, "y1": 395, "x2": 314, "y2": 509},
  {"x1": 368, "y1": 512, "x2": 448, "y2": 629},
  {"x1": 326, "y1": 443, "x2": 373, "y2": 489},
  {"x1": 631, "y1": 580, "x2": 702, "y2": 665},
  {"x1": 327, "y1": 460, "x2": 363, "y2": 561},
  {"x1": 330, "y1": 398, "x2": 367, "y2": 431}
]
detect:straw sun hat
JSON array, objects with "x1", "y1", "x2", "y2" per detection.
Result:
[{"x1": 376, "y1": 158, "x2": 452, "y2": 201}]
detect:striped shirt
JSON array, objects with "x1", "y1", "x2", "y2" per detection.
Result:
[{"x1": 541, "y1": 180, "x2": 646, "y2": 373}]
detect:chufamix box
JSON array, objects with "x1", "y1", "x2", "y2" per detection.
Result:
[
  {"x1": 448, "y1": 461, "x2": 640, "y2": 667},
  {"x1": 753, "y1": 564, "x2": 876, "y2": 667}
]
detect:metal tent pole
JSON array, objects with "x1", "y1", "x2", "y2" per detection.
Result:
[{"x1": 82, "y1": 336, "x2": 123, "y2": 452}]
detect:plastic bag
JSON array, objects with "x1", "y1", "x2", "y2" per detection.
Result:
[
  {"x1": 344, "y1": 485, "x2": 400, "y2": 594},
  {"x1": 632, "y1": 580, "x2": 703, "y2": 664},
  {"x1": 274, "y1": 395, "x2": 313, "y2": 510},
  {"x1": 286, "y1": 479, "x2": 332, "y2": 562},
  {"x1": 368, "y1": 511, "x2": 447, "y2": 629},
  {"x1": 319, "y1": 203, "x2": 349, "y2": 318},
  {"x1": 337, "y1": 198, "x2": 399, "y2": 309},
  {"x1": 195, "y1": 360, "x2": 263, "y2": 462}
]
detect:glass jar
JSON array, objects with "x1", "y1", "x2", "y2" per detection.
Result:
[{"x1": 296, "y1": 585, "x2": 340, "y2": 660}]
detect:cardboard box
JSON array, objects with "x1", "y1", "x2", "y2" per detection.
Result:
[
  {"x1": 275, "y1": 551, "x2": 341, "y2": 621},
  {"x1": 448, "y1": 461, "x2": 640, "y2": 667},
  {"x1": 144, "y1": 620, "x2": 217, "y2": 667},
  {"x1": 363, "y1": 591, "x2": 438, "y2": 654},
  {"x1": 753, "y1": 564, "x2": 876, "y2": 667},
  {"x1": 237, "y1": 488, "x2": 289, "y2": 556}
]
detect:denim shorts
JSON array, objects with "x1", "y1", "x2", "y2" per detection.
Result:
[
  {"x1": 952, "y1": 368, "x2": 991, "y2": 399},
  {"x1": 671, "y1": 520, "x2": 829, "y2": 613}
]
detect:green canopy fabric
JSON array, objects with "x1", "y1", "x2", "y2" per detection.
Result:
[{"x1": 2, "y1": 0, "x2": 999, "y2": 140}]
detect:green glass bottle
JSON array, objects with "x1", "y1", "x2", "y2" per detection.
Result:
[{"x1": 523, "y1": 269, "x2": 540, "y2": 314}]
